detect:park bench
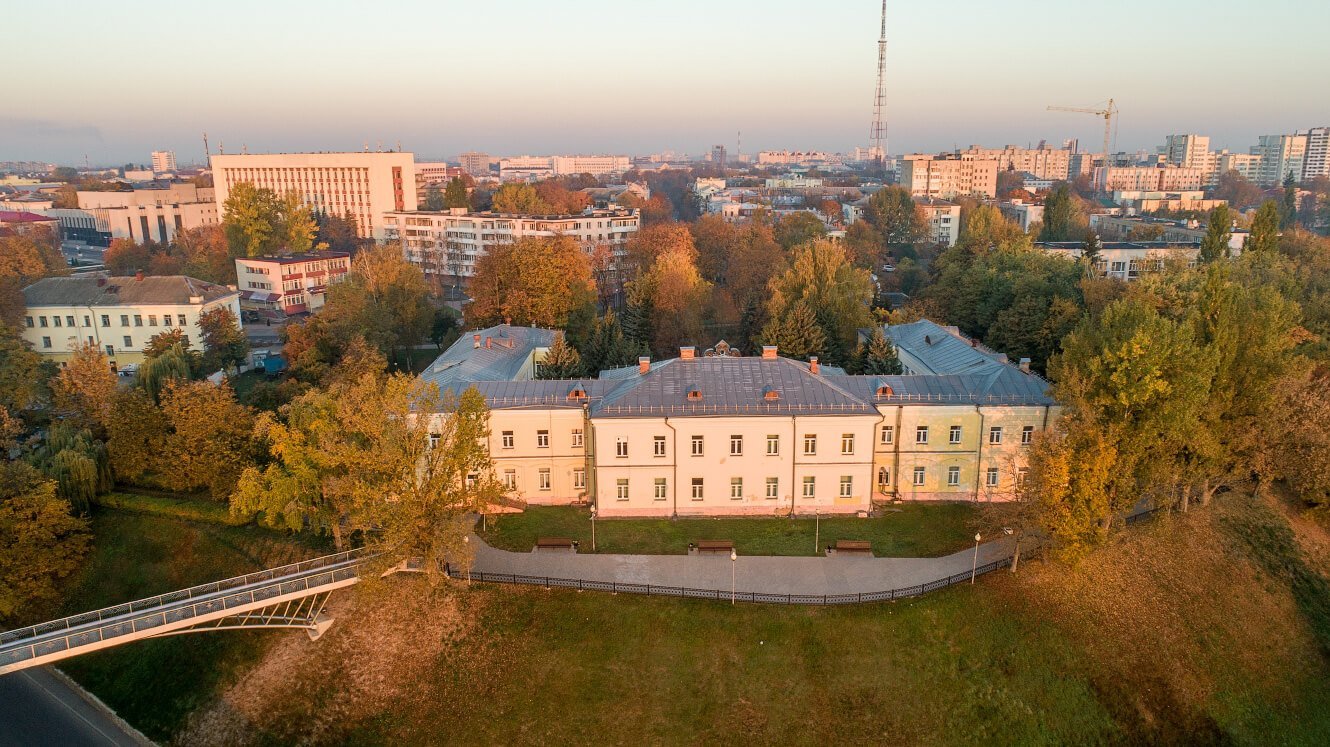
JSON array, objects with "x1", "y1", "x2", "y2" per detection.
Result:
[
  {"x1": 692, "y1": 539, "x2": 735, "y2": 555},
  {"x1": 535, "y1": 537, "x2": 577, "y2": 551},
  {"x1": 833, "y1": 540, "x2": 873, "y2": 555}
]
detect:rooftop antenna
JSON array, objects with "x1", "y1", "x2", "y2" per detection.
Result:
[
  {"x1": 202, "y1": 131, "x2": 210, "y2": 159},
  {"x1": 364, "y1": 141, "x2": 369, "y2": 153},
  {"x1": 869, "y1": 0, "x2": 888, "y2": 168},
  {"x1": 396, "y1": 140, "x2": 402, "y2": 153}
]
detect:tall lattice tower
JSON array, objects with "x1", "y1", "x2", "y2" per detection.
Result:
[{"x1": 869, "y1": 0, "x2": 888, "y2": 167}]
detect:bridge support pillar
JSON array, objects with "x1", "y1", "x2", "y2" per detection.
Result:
[{"x1": 307, "y1": 612, "x2": 335, "y2": 641}]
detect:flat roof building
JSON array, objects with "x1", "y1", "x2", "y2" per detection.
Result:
[
  {"x1": 234, "y1": 251, "x2": 351, "y2": 315},
  {"x1": 900, "y1": 153, "x2": 999, "y2": 199}
]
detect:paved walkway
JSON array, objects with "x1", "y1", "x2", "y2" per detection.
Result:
[{"x1": 466, "y1": 535, "x2": 1018, "y2": 597}]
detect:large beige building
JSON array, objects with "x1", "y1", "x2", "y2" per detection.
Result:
[
  {"x1": 20, "y1": 274, "x2": 240, "y2": 367},
  {"x1": 421, "y1": 321, "x2": 1057, "y2": 517},
  {"x1": 914, "y1": 197, "x2": 961, "y2": 247},
  {"x1": 74, "y1": 182, "x2": 217, "y2": 245},
  {"x1": 1215, "y1": 151, "x2": 1263, "y2": 183},
  {"x1": 900, "y1": 154, "x2": 999, "y2": 199},
  {"x1": 210, "y1": 152, "x2": 417, "y2": 240},
  {"x1": 960, "y1": 145, "x2": 1071, "y2": 181},
  {"x1": 1094, "y1": 165, "x2": 1205, "y2": 192},
  {"x1": 384, "y1": 207, "x2": 640, "y2": 283},
  {"x1": 234, "y1": 251, "x2": 350, "y2": 314}
]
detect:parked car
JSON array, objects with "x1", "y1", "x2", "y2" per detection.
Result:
[{"x1": 117, "y1": 363, "x2": 138, "y2": 377}]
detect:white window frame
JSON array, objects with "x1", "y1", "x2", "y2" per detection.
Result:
[
  {"x1": 730, "y1": 435, "x2": 743, "y2": 456},
  {"x1": 802, "y1": 476, "x2": 815, "y2": 498},
  {"x1": 616, "y1": 437, "x2": 628, "y2": 458},
  {"x1": 1021, "y1": 426, "x2": 1034, "y2": 445},
  {"x1": 949, "y1": 425, "x2": 962, "y2": 445},
  {"x1": 654, "y1": 478, "x2": 667, "y2": 500},
  {"x1": 912, "y1": 466, "x2": 926, "y2": 486},
  {"x1": 766, "y1": 435, "x2": 779, "y2": 455},
  {"x1": 503, "y1": 470, "x2": 517, "y2": 490},
  {"x1": 730, "y1": 477, "x2": 743, "y2": 499},
  {"x1": 571, "y1": 429, "x2": 583, "y2": 448},
  {"x1": 947, "y1": 466, "x2": 960, "y2": 486},
  {"x1": 880, "y1": 425, "x2": 894, "y2": 445},
  {"x1": 691, "y1": 435, "x2": 704, "y2": 456},
  {"x1": 803, "y1": 434, "x2": 817, "y2": 455},
  {"x1": 616, "y1": 478, "x2": 630, "y2": 501},
  {"x1": 653, "y1": 435, "x2": 666, "y2": 456},
  {"x1": 501, "y1": 431, "x2": 514, "y2": 449},
  {"x1": 840, "y1": 434, "x2": 855, "y2": 455},
  {"x1": 691, "y1": 478, "x2": 704, "y2": 500},
  {"x1": 765, "y1": 477, "x2": 779, "y2": 499},
  {"x1": 989, "y1": 426, "x2": 1003, "y2": 445},
  {"x1": 538, "y1": 468, "x2": 551, "y2": 491},
  {"x1": 986, "y1": 467, "x2": 999, "y2": 486},
  {"x1": 839, "y1": 476, "x2": 853, "y2": 498},
  {"x1": 573, "y1": 469, "x2": 586, "y2": 489},
  {"x1": 537, "y1": 430, "x2": 550, "y2": 448},
  {"x1": 877, "y1": 467, "x2": 891, "y2": 487},
  {"x1": 916, "y1": 426, "x2": 929, "y2": 444}
]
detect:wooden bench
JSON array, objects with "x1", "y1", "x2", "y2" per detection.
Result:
[
  {"x1": 535, "y1": 537, "x2": 577, "y2": 551},
  {"x1": 693, "y1": 539, "x2": 735, "y2": 554},
  {"x1": 833, "y1": 540, "x2": 873, "y2": 555}
]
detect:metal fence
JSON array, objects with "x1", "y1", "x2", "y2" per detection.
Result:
[{"x1": 442, "y1": 555, "x2": 1014, "y2": 606}]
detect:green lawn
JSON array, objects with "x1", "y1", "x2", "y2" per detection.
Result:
[
  {"x1": 54, "y1": 510, "x2": 327, "y2": 741},
  {"x1": 480, "y1": 503, "x2": 982, "y2": 557}
]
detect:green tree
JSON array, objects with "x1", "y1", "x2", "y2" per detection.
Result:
[
  {"x1": 536, "y1": 333, "x2": 585, "y2": 379},
  {"x1": 314, "y1": 211, "x2": 363, "y2": 254},
  {"x1": 0, "y1": 459, "x2": 90, "y2": 622},
  {"x1": 773, "y1": 212, "x2": 827, "y2": 251},
  {"x1": 0, "y1": 323, "x2": 54, "y2": 415},
  {"x1": 162, "y1": 380, "x2": 256, "y2": 500},
  {"x1": 1198, "y1": 204, "x2": 1232, "y2": 263},
  {"x1": 106, "y1": 388, "x2": 168, "y2": 485},
  {"x1": 423, "y1": 185, "x2": 446, "y2": 211},
  {"x1": 445, "y1": 177, "x2": 470, "y2": 209},
  {"x1": 1038, "y1": 182, "x2": 1081, "y2": 242},
  {"x1": 759, "y1": 300, "x2": 826, "y2": 360},
  {"x1": 624, "y1": 240, "x2": 711, "y2": 356},
  {"x1": 279, "y1": 192, "x2": 316, "y2": 254},
  {"x1": 1246, "y1": 200, "x2": 1281, "y2": 254},
  {"x1": 491, "y1": 183, "x2": 551, "y2": 214},
  {"x1": 199, "y1": 307, "x2": 250, "y2": 374},
  {"x1": 765, "y1": 239, "x2": 875, "y2": 364},
  {"x1": 28, "y1": 423, "x2": 111, "y2": 514},
  {"x1": 582, "y1": 310, "x2": 639, "y2": 374},
  {"x1": 222, "y1": 182, "x2": 283, "y2": 257},
  {"x1": 856, "y1": 327, "x2": 904, "y2": 375},
  {"x1": 956, "y1": 204, "x2": 1025, "y2": 253},
  {"x1": 863, "y1": 186, "x2": 928, "y2": 247},
  {"x1": 465, "y1": 236, "x2": 596, "y2": 331},
  {"x1": 139, "y1": 342, "x2": 196, "y2": 402}
]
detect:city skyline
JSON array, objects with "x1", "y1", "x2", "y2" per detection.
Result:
[{"x1": 5, "y1": 0, "x2": 1330, "y2": 164}]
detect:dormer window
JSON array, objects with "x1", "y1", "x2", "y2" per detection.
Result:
[
  {"x1": 875, "y1": 383, "x2": 894, "y2": 398},
  {"x1": 567, "y1": 386, "x2": 588, "y2": 402},
  {"x1": 686, "y1": 387, "x2": 703, "y2": 401},
  {"x1": 762, "y1": 386, "x2": 780, "y2": 401}
]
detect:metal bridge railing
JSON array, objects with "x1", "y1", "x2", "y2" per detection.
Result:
[{"x1": 0, "y1": 548, "x2": 370, "y2": 649}]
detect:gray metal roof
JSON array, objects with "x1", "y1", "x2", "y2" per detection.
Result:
[
  {"x1": 882, "y1": 320, "x2": 1009, "y2": 376},
  {"x1": 22, "y1": 275, "x2": 236, "y2": 307},
  {"x1": 419, "y1": 324, "x2": 557, "y2": 394}
]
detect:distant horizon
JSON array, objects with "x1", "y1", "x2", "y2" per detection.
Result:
[{"x1": 5, "y1": 0, "x2": 1328, "y2": 165}]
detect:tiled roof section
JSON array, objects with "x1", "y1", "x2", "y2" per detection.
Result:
[
  {"x1": 22, "y1": 275, "x2": 236, "y2": 307},
  {"x1": 592, "y1": 357, "x2": 877, "y2": 418},
  {"x1": 419, "y1": 324, "x2": 557, "y2": 392}
]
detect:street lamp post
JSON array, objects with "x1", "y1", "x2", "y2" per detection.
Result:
[
  {"x1": 462, "y1": 534, "x2": 471, "y2": 586},
  {"x1": 590, "y1": 506, "x2": 597, "y2": 553},
  {"x1": 970, "y1": 532, "x2": 982, "y2": 584},
  {"x1": 814, "y1": 509, "x2": 820, "y2": 554},
  {"x1": 730, "y1": 549, "x2": 737, "y2": 605}
]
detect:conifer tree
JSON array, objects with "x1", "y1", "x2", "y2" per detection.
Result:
[
  {"x1": 1246, "y1": 201, "x2": 1281, "y2": 254},
  {"x1": 1198, "y1": 204, "x2": 1232, "y2": 263},
  {"x1": 858, "y1": 327, "x2": 904, "y2": 375},
  {"x1": 537, "y1": 333, "x2": 585, "y2": 379},
  {"x1": 760, "y1": 300, "x2": 825, "y2": 361}
]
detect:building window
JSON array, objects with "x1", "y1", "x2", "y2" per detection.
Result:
[
  {"x1": 765, "y1": 477, "x2": 779, "y2": 499},
  {"x1": 841, "y1": 433, "x2": 855, "y2": 455},
  {"x1": 123, "y1": 335, "x2": 132, "y2": 347},
  {"x1": 574, "y1": 469, "x2": 586, "y2": 490},
  {"x1": 148, "y1": 315, "x2": 157, "y2": 327},
  {"x1": 538, "y1": 468, "x2": 551, "y2": 491},
  {"x1": 1021, "y1": 425, "x2": 1035, "y2": 445},
  {"x1": 880, "y1": 425, "x2": 894, "y2": 445},
  {"x1": 730, "y1": 435, "x2": 743, "y2": 456},
  {"x1": 38, "y1": 316, "x2": 47, "y2": 328},
  {"x1": 731, "y1": 477, "x2": 743, "y2": 499},
  {"x1": 691, "y1": 478, "x2": 704, "y2": 500},
  {"x1": 82, "y1": 315, "x2": 90, "y2": 327},
  {"x1": 766, "y1": 435, "x2": 779, "y2": 455},
  {"x1": 839, "y1": 476, "x2": 853, "y2": 498},
  {"x1": 428, "y1": 432, "x2": 441, "y2": 449},
  {"x1": 105, "y1": 344, "x2": 114, "y2": 356},
  {"x1": 691, "y1": 435, "x2": 704, "y2": 456},
  {"x1": 949, "y1": 425, "x2": 962, "y2": 444},
  {"x1": 537, "y1": 430, "x2": 549, "y2": 448},
  {"x1": 803, "y1": 434, "x2": 817, "y2": 455},
  {"x1": 571, "y1": 429, "x2": 583, "y2": 448},
  {"x1": 52, "y1": 316, "x2": 60, "y2": 327},
  {"x1": 177, "y1": 314, "x2": 186, "y2": 326},
  {"x1": 466, "y1": 473, "x2": 478, "y2": 489},
  {"x1": 501, "y1": 431, "x2": 514, "y2": 449},
  {"x1": 653, "y1": 435, "x2": 666, "y2": 456},
  {"x1": 912, "y1": 466, "x2": 926, "y2": 486},
  {"x1": 802, "y1": 476, "x2": 815, "y2": 498},
  {"x1": 133, "y1": 315, "x2": 142, "y2": 327},
  {"x1": 616, "y1": 479, "x2": 630, "y2": 501},
  {"x1": 1017, "y1": 468, "x2": 1029, "y2": 486},
  {"x1": 986, "y1": 467, "x2": 999, "y2": 487},
  {"x1": 947, "y1": 466, "x2": 961, "y2": 486},
  {"x1": 41, "y1": 336, "x2": 51, "y2": 348},
  {"x1": 65, "y1": 315, "x2": 74, "y2": 327},
  {"x1": 916, "y1": 426, "x2": 929, "y2": 444},
  {"x1": 616, "y1": 438, "x2": 628, "y2": 458},
  {"x1": 878, "y1": 467, "x2": 891, "y2": 487},
  {"x1": 120, "y1": 315, "x2": 129, "y2": 326},
  {"x1": 989, "y1": 426, "x2": 1003, "y2": 445},
  {"x1": 503, "y1": 470, "x2": 517, "y2": 490},
  {"x1": 100, "y1": 315, "x2": 109, "y2": 327}
]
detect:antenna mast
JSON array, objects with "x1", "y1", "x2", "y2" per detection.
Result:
[{"x1": 870, "y1": 0, "x2": 888, "y2": 168}]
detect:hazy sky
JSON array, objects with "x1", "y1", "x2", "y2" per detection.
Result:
[{"x1": 5, "y1": 0, "x2": 1328, "y2": 165}]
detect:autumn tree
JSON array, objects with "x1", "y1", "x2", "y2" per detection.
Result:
[
  {"x1": 764, "y1": 239, "x2": 873, "y2": 364},
  {"x1": 0, "y1": 323, "x2": 54, "y2": 416},
  {"x1": 175, "y1": 225, "x2": 236, "y2": 284},
  {"x1": 0, "y1": 234, "x2": 68, "y2": 324},
  {"x1": 199, "y1": 307, "x2": 250, "y2": 374},
  {"x1": 321, "y1": 244, "x2": 433, "y2": 368},
  {"x1": 51, "y1": 342, "x2": 116, "y2": 436},
  {"x1": 465, "y1": 236, "x2": 596, "y2": 331},
  {"x1": 161, "y1": 380, "x2": 256, "y2": 500},
  {"x1": 535, "y1": 180, "x2": 591, "y2": 214},
  {"x1": 863, "y1": 186, "x2": 928, "y2": 250},
  {"x1": 1212, "y1": 170, "x2": 1264, "y2": 209},
  {"x1": 491, "y1": 183, "x2": 550, "y2": 214},
  {"x1": 536, "y1": 333, "x2": 585, "y2": 379},
  {"x1": 139, "y1": 342, "x2": 197, "y2": 402},
  {"x1": 279, "y1": 191, "x2": 317, "y2": 254},
  {"x1": 624, "y1": 238, "x2": 712, "y2": 356},
  {"x1": 0, "y1": 459, "x2": 90, "y2": 622},
  {"x1": 223, "y1": 182, "x2": 283, "y2": 257},
  {"x1": 103, "y1": 238, "x2": 153, "y2": 275},
  {"x1": 956, "y1": 204, "x2": 1026, "y2": 253},
  {"x1": 773, "y1": 211, "x2": 827, "y2": 251},
  {"x1": 444, "y1": 177, "x2": 470, "y2": 209},
  {"x1": 106, "y1": 388, "x2": 168, "y2": 485}
]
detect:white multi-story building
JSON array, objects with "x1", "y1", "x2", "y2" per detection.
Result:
[
  {"x1": 1214, "y1": 151, "x2": 1263, "y2": 184},
  {"x1": 497, "y1": 156, "x2": 554, "y2": 182},
  {"x1": 151, "y1": 150, "x2": 177, "y2": 175},
  {"x1": 1093, "y1": 165, "x2": 1205, "y2": 192},
  {"x1": 420, "y1": 321, "x2": 1058, "y2": 516},
  {"x1": 458, "y1": 152, "x2": 492, "y2": 178},
  {"x1": 73, "y1": 182, "x2": 218, "y2": 245},
  {"x1": 900, "y1": 153, "x2": 999, "y2": 199},
  {"x1": 915, "y1": 197, "x2": 961, "y2": 247},
  {"x1": 1036, "y1": 240, "x2": 1241, "y2": 281},
  {"x1": 234, "y1": 251, "x2": 351, "y2": 314},
  {"x1": 1255, "y1": 133, "x2": 1308, "y2": 186},
  {"x1": 1090, "y1": 215, "x2": 1248, "y2": 251},
  {"x1": 1299, "y1": 127, "x2": 1330, "y2": 181},
  {"x1": 551, "y1": 155, "x2": 630, "y2": 177},
  {"x1": 20, "y1": 273, "x2": 241, "y2": 367},
  {"x1": 757, "y1": 151, "x2": 834, "y2": 167},
  {"x1": 210, "y1": 151, "x2": 417, "y2": 240},
  {"x1": 384, "y1": 207, "x2": 640, "y2": 283},
  {"x1": 998, "y1": 200, "x2": 1044, "y2": 232},
  {"x1": 1161, "y1": 134, "x2": 1213, "y2": 179},
  {"x1": 960, "y1": 145, "x2": 1071, "y2": 181}
]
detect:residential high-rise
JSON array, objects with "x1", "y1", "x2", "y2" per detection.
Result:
[
  {"x1": 1255, "y1": 133, "x2": 1308, "y2": 186},
  {"x1": 959, "y1": 145, "x2": 1071, "y2": 181},
  {"x1": 458, "y1": 152, "x2": 491, "y2": 178},
  {"x1": 150, "y1": 150, "x2": 177, "y2": 174},
  {"x1": 1299, "y1": 127, "x2": 1330, "y2": 181},
  {"x1": 1215, "y1": 151, "x2": 1263, "y2": 183},
  {"x1": 210, "y1": 151, "x2": 417, "y2": 240},
  {"x1": 710, "y1": 145, "x2": 727, "y2": 170},
  {"x1": 899, "y1": 153, "x2": 999, "y2": 199}
]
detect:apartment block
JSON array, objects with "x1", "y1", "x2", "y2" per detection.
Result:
[
  {"x1": 914, "y1": 197, "x2": 961, "y2": 247},
  {"x1": 900, "y1": 153, "x2": 999, "y2": 199},
  {"x1": 960, "y1": 145, "x2": 1071, "y2": 181},
  {"x1": 151, "y1": 150, "x2": 177, "y2": 175},
  {"x1": 1255, "y1": 134, "x2": 1308, "y2": 186},
  {"x1": 1215, "y1": 151, "x2": 1263, "y2": 183},
  {"x1": 458, "y1": 152, "x2": 492, "y2": 178},
  {"x1": 234, "y1": 251, "x2": 351, "y2": 314},
  {"x1": 1094, "y1": 165, "x2": 1205, "y2": 192},
  {"x1": 20, "y1": 274, "x2": 240, "y2": 367},
  {"x1": 210, "y1": 151, "x2": 417, "y2": 240},
  {"x1": 1300, "y1": 127, "x2": 1330, "y2": 181}
]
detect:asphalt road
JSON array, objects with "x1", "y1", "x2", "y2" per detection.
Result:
[{"x1": 0, "y1": 667, "x2": 150, "y2": 746}]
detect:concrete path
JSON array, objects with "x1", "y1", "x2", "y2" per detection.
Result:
[
  {"x1": 0, "y1": 666, "x2": 152, "y2": 746},
  {"x1": 466, "y1": 535, "x2": 1017, "y2": 597}
]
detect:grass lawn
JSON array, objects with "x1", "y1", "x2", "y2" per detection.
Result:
[
  {"x1": 480, "y1": 502, "x2": 982, "y2": 557},
  {"x1": 53, "y1": 509, "x2": 328, "y2": 741},
  {"x1": 226, "y1": 368, "x2": 266, "y2": 400}
]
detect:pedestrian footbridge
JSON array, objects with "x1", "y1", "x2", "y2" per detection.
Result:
[{"x1": 0, "y1": 549, "x2": 369, "y2": 675}]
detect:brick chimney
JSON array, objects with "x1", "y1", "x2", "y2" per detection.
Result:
[
  {"x1": 638, "y1": 356, "x2": 650, "y2": 375},
  {"x1": 809, "y1": 356, "x2": 820, "y2": 375},
  {"x1": 679, "y1": 346, "x2": 695, "y2": 360},
  {"x1": 761, "y1": 345, "x2": 777, "y2": 359},
  {"x1": 485, "y1": 337, "x2": 492, "y2": 349},
  {"x1": 134, "y1": 269, "x2": 145, "y2": 281},
  {"x1": 473, "y1": 333, "x2": 481, "y2": 348}
]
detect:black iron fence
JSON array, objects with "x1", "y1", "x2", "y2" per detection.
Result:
[{"x1": 443, "y1": 555, "x2": 1014, "y2": 605}]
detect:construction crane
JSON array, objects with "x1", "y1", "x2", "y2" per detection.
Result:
[
  {"x1": 1048, "y1": 98, "x2": 1118, "y2": 163},
  {"x1": 869, "y1": 0, "x2": 888, "y2": 168}
]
